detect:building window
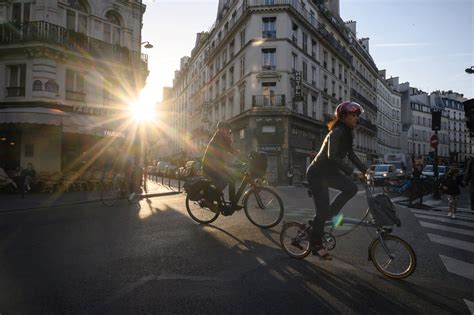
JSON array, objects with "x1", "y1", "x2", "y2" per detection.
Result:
[
  {"x1": 302, "y1": 61, "x2": 307, "y2": 81},
  {"x1": 66, "y1": 0, "x2": 88, "y2": 34},
  {"x1": 312, "y1": 95, "x2": 317, "y2": 119},
  {"x1": 311, "y1": 66, "x2": 316, "y2": 86},
  {"x1": 323, "y1": 50, "x2": 328, "y2": 69},
  {"x1": 262, "y1": 125, "x2": 276, "y2": 133},
  {"x1": 262, "y1": 48, "x2": 276, "y2": 70},
  {"x1": 240, "y1": 88, "x2": 245, "y2": 112},
  {"x1": 264, "y1": 0, "x2": 275, "y2": 4},
  {"x1": 262, "y1": 17, "x2": 276, "y2": 39},
  {"x1": 66, "y1": 69, "x2": 85, "y2": 101},
  {"x1": 291, "y1": 22, "x2": 298, "y2": 43},
  {"x1": 262, "y1": 82, "x2": 276, "y2": 106},
  {"x1": 292, "y1": 53, "x2": 298, "y2": 71},
  {"x1": 240, "y1": 56, "x2": 245, "y2": 78},
  {"x1": 239, "y1": 129, "x2": 245, "y2": 139},
  {"x1": 229, "y1": 66, "x2": 234, "y2": 85},
  {"x1": 6, "y1": 64, "x2": 26, "y2": 97},
  {"x1": 311, "y1": 39, "x2": 317, "y2": 59},
  {"x1": 229, "y1": 39, "x2": 235, "y2": 57},
  {"x1": 302, "y1": 32, "x2": 308, "y2": 52},
  {"x1": 12, "y1": 2, "x2": 30, "y2": 25},
  {"x1": 240, "y1": 28, "x2": 246, "y2": 48},
  {"x1": 104, "y1": 11, "x2": 122, "y2": 45}
]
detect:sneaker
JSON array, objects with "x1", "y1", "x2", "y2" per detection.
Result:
[
  {"x1": 451, "y1": 214, "x2": 456, "y2": 219},
  {"x1": 331, "y1": 213, "x2": 344, "y2": 229},
  {"x1": 447, "y1": 212, "x2": 452, "y2": 217}
]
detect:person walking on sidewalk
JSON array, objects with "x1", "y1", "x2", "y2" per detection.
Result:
[
  {"x1": 287, "y1": 168, "x2": 294, "y2": 186},
  {"x1": 441, "y1": 168, "x2": 464, "y2": 219},
  {"x1": 464, "y1": 157, "x2": 474, "y2": 211}
]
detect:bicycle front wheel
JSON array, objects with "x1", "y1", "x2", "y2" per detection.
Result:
[
  {"x1": 244, "y1": 187, "x2": 284, "y2": 229},
  {"x1": 370, "y1": 234, "x2": 417, "y2": 279},
  {"x1": 101, "y1": 179, "x2": 120, "y2": 207},
  {"x1": 186, "y1": 196, "x2": 220, "y2": 224},
  {"x1": 280, "y1": 222, "x2": 311, "y2": 259}
]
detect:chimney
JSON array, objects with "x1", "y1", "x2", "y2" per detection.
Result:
[
  {"x1": 379, "y1": 70, "x2": 386, "y2": 80},
  {"x1": 345, "y1": 20, "x2": 356, "y2": 35}
]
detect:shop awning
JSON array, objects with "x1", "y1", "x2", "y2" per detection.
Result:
[
  {"x1": 0, "y1": 107, "x2": 69, "y2": 125},
  {"x1": 63, "y1": 113, "x2": 128, "y2": 138}
]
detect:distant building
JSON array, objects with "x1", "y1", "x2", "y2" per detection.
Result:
[
  {"x1": 163, "y1": 0, "x2": 379, "y2": 183},
  {"x1": 0, "y1": 0, "x2": 149, "y2": 174}
]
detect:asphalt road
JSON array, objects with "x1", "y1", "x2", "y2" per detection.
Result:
[{"x1": 0, "y1": 185, "x2": 473, "y2": 314}]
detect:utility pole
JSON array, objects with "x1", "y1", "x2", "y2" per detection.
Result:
[{"x1": 431, "y1": 110, "x2": 442, "y2": 199}]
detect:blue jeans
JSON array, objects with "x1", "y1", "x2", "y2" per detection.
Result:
[{"x1": 308, "y1": 174, "x2": 358, "y2": 247}]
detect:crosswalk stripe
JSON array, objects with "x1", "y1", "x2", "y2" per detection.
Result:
[
  {"x1": 439, "y1": 255, "x2": 474, "y2": 281},
  {"x1": 410, "y1": 209, "x2": 474, "y2": 221},
  {"x1": 419, "y1": 221, "x2": 474, "y2": 236},
  {"x1": 414, "y1": 214, "x2": 474, "y2": 228},
  {"x1": 427, "y1": 233, "x2": 474, "y2": 252},
  {"x1": 463, "y1": 299, "x2": 474, "y2": 315}
]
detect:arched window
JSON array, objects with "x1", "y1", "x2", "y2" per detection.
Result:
[
  {"x1": 104, "y1": 11, "x2": 122, "y2": 45},
  {"x1": 66, "y1": 0, "x2": 88, "y2": 33}
]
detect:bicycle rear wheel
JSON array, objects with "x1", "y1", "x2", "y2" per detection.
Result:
[
  {"x1": 186, "y1": 196, "x2": 220, "y2": 224},
  {"x1": 244, "y1": 187, "x2": 284, "y2": 229},
  {"x1": 369, "y1": 234, "x2": 417, "y2": 279},
  {"x1": 101, "y1": 178, "x2": 120, "y2": 207},
  {"x1": 280, "y1": 222, "x2": 311, "y2": 259}
]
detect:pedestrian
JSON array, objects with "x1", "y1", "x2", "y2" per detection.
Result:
[
  {"x1": 287, "y1": 168, "x2": 294, "y2": 186},
  {"x1": 441, "y1": 168, "x2": 463, "y2": 218},
  {"x1": 21, "y1": 162, "x2": 36, "y2": 192},
  {"x1": 464, "y1": 157, "x2": 474, "y2": 211}
]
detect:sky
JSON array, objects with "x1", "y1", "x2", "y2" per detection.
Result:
[{"x1": 139, "y1": 0, "x2": 473, "y2": 105}]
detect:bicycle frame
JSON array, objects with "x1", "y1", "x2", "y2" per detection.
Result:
[{"x1": 220, "y1": 172, "x2": 265, "y2": 208}]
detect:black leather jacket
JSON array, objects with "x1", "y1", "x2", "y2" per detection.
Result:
[{"x1": 307, "y1": 122, "x2": 367, "y2": 178}]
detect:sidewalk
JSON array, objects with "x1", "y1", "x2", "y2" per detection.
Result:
[{"x1": 0, "y1": 178, "x2": 183, "y2": 213}]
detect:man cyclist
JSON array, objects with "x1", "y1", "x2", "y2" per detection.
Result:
[
  {"x1": 202, "y1": 121, "x2": 242, "y2": 214},
  {"x1": 306, "y1": 101, "x2": 368, "y2": 260}
]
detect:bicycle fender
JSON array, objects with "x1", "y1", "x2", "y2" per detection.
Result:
[{"x1": 368, "y1": 239, "x2": 376, "y2": 261}]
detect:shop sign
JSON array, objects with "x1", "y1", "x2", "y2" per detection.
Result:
[
  {"x1": 294, "y1": 70, "x2": 302, "y2": 101},
  {"x1": 73, "y1": 104, "x2": 110, "y2": 116},
  {"x1": 104, "y1": 130, "x2": 126, "y2": 138},
  {"x1": 258, "y1": 144, "x2": 282, "y2": 154}
]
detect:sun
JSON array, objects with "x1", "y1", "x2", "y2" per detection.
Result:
[{"x1": 129, "y1": 97, "x2": 156, "y2": 122}]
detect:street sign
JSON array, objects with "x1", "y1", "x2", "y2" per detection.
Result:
[
  {"x1": 430, "y1": 134, "x2": 439, "y2": 148},
  {"x1": 294, "y1": 70, "x2": 302, "y2": 101}
]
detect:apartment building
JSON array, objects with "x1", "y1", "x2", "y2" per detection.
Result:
[
  {"x1": 0, "y1": 0, "x2": 148, "y2": 173},
  {"x1": 163, "y1": 0, "x2": 380, "y2": 183},
  {"x1": 376, "y1": 70, "x2": 401, "y2": 156}
]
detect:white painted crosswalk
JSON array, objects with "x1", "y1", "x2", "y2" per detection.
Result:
[{"x1": 411, "y1": 209, "x2": 474, "y2": 311}]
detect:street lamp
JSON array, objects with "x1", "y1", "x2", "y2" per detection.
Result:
[{"x1": 141, "y1": 41, "x2": 153, "y2": 49}]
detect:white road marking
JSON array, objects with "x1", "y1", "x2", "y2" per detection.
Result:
[
  {"x1": 427, "y1": 233, "x2": 474, "y2": 252},
  {"x1": 390, "y1": 196, "x2": 407, "y2": 202},
  {"x1": 101, "y1": 275, "x2": 155, "y2": 307},
  {"x1": 463, "y1": 299, "x2": 474, "y2": 315},
  {"x1": 436, "y1": 206, "x2": 473, "y2": 212},
  {"x1": 410, "y1": 209, "x2": 474, "y2": 221},
  {"x1": 414, "y1": 214, "x2": 474, "y2": 228},
  {"x1": 439, "y1": 255, "x2": 474, "y2": 281},
  {"x1": 419, "y1": 221, "x2": 474, "y2": 236}
]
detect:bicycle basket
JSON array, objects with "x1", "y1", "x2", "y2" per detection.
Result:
[
  {"x1": 368, "y1": 193, "x2": 401, "y2": 227},
  {"x1": 183, "y1": 177, "x2": 211, "y2": 201},
  {"x1": 249, "y1": 151, "x2": 267, "y2": 178}
]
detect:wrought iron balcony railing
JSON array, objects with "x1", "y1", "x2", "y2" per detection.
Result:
[
  {"x1": 0, "y1": 21, "x2": 148, "y2": 68},
  {"x1": 6, "y1": 86, "x2": 25, "y2": 97},
  {"x1": 262, "y1": 30, "x2": 276, "y2": 39},
  {"x1": 252, "y1": 94, "x2": 286, "y2": 107},
  {"x1": 351, "y1": 88, "x2": 377, "y2": 112}
]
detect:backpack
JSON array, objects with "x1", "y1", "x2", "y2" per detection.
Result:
[
  {"x1": 249, "y1": 151, "x2": 268, "y2": 178},
  {"x1": 183, "y1": 177, "x2": 211, "y2": 201},
  {"x1": 368, "y1": 193, "x2": 401, "y2": 227}
]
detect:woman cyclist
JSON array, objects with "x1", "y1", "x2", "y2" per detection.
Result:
[{"x1": 306, "y1": 101, "x2": 368, "y2": 260}]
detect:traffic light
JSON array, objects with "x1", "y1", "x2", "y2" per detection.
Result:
[
  {"x1": 431, "y1": 110, "x2": 441, "y2": 131},
  {"x1": 463, "y1": 99, "x2": 474, "y2": 136}
]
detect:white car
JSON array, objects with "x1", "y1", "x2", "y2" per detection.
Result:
[
  {"x1": 422, "y1": 165, "x2": 448, "y2": 178},
  {"x1": 371, "y1": 164, "x2": 397, "y2": 184}
]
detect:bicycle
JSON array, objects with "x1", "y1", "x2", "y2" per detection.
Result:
[
  {"x1": 383, "y1": 178, "x2": 412, "y2": 195},
  {"x1": 101, "y1": 172, "x2": 140, "y2": 207},
  {"x1": 185, "y1": 157, "x2": 284, "y2": 229},
  {"x1": 280, "y1": 176, "x2": 417, "y2": 279}
]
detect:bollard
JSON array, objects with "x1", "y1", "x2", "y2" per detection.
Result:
[{"x1": 178, "y1": 173, "x2": 181, "y2": 192}]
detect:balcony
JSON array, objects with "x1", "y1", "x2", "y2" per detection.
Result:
[
  {"x1": 262, "y1": 64, "x2": 276, "y2": 71},
  {"x1": 358, "y1": 117, "x2": 377, "y2": 133},
  {"x1": 6, "y1": 86, "x2": 25, "y2": 97},
  {"x1": 66, "y1": 90, "x2": 85, "y2": 102},
  {"x1": 252, "y1": 95, "x2": 286, "y2": 107},
  {"x1": 0, "y1": 21, "x2": 147, "y2": 68},
  {"x1": 351, "y1": 88, "x2": 377, "y2": 112},
  {"x1": 262, "y1": 30, "x2": 276, "y2": 39}
]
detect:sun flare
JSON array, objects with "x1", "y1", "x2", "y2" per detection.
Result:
[{"x1": 129, "y1": 97, "x2": 156, "y2": 122}]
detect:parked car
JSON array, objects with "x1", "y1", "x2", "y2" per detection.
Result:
[
  {"x1": 422, "y1": 165, "x2": 448, "y2": 178},
  {"x1": 371, "y1": 164, "x2": 397, "y2": 184}
]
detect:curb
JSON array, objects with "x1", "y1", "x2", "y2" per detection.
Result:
[{"x1": 0, "y1": 191, "x2": 182, "y2": 214}]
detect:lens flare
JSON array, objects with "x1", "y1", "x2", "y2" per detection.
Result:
[{"x1": 129, "y1": 97, "x2": 156, "y2": 122}]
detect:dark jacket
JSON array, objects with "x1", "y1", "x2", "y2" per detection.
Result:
[
  {"x1": 202, "y1": 131, "x2": 234, "y2": 174},
  {"x1": 464, "y1": 157, "x2": 474, "y2": 186},
  {"x1": 307, "y1": 122, "x2": 367, "y2": 178},
  {"x1": 441, "y1": 174, "x2": 463, "y2": 196}
]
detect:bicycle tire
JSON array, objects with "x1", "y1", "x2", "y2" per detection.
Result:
[
  {"x1": 101, "y1": 179, "x2": 120, "y2": 207},
  {"x1": 369, "y1": 234, "x2": 417, "y2": 279},
  {"x1": 185, "y1": 196, "x2": 220, "y2": 224},
  {"x1": 243, "y1": 187, "x2": 284, "y2": 229},
  {"x1": 280, "y1": 221, "x2": 312, "y2": 259}
]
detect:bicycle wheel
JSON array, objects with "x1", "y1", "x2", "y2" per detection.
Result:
[
  {"x1": 369, "y1": 234, "x2": 417, "y2": 279},
  {"x1": 101, "y1": 179, "x2": 120, "y2": 207},
  {"x1": 322, "y1": 232, "x2": 336, "y2": 250},
  {"x1": 280, "y1": 222, "x2": 311, "y2": 259},
  {"x1": 244, "y1": 187, "x2": 284, "y2": 228},
  {"x1": 185, "y1": 196, "x2": 220, "y2": 224}
]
